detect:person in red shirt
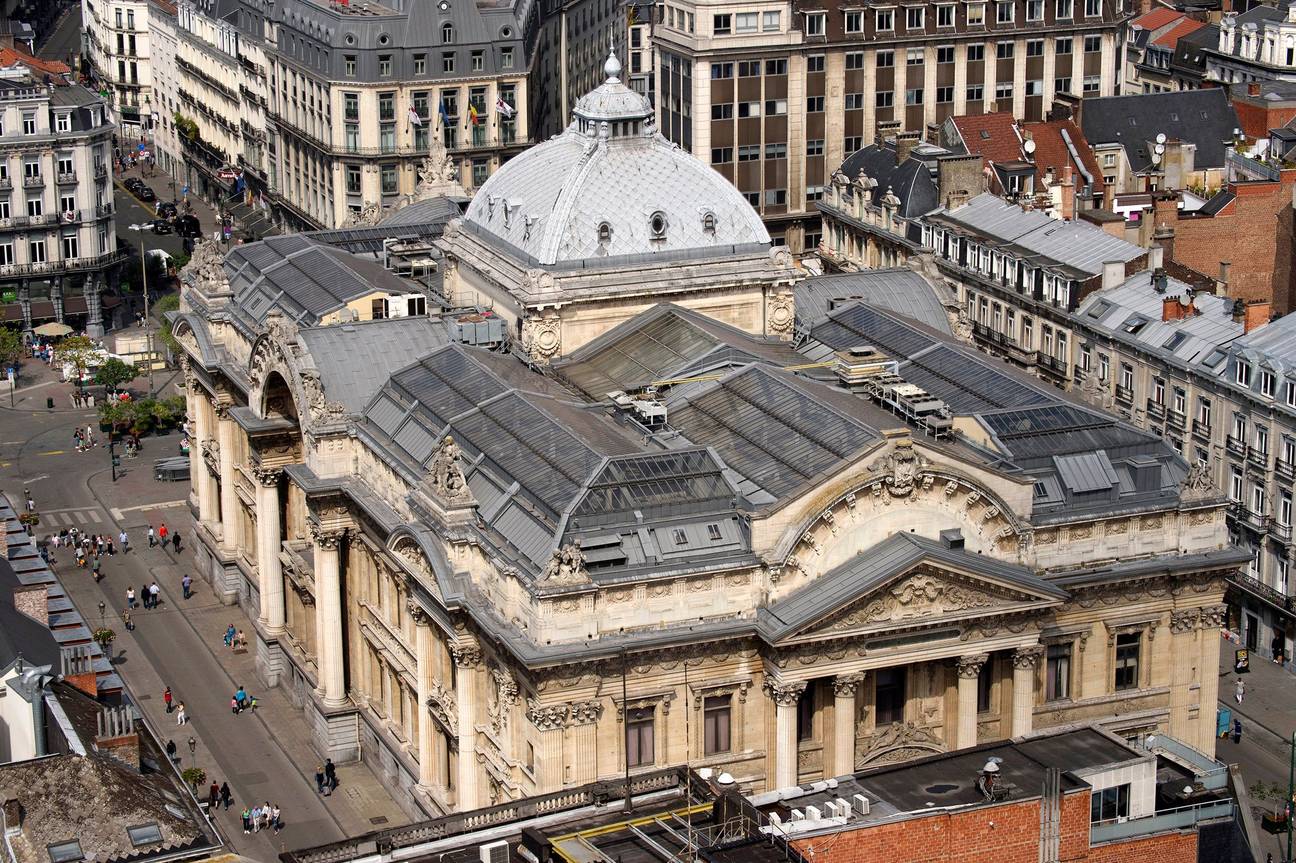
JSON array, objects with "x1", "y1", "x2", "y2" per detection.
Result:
[
  {"x1": 163, "y1": 686, "x2": 173, "y2": 713},
  {"x1": 158, "y1": 523, "x2": 169, "y2": 549}
]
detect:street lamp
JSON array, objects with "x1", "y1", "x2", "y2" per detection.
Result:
[
  {"x1": 187, "y1": 735, "x2": 196, "y2": 771},
  {"x1": 97, "y1": 600, "x2": 105, "y2": 627}
]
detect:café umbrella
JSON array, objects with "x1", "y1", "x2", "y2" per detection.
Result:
[{"x1": 33, "y1": 322, "x2": 72, "y2": 337}]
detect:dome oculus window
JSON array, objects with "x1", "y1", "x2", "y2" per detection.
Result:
[
  {"x1": 649, "y1": 211, "x2": 668, "y2": 240},
  {"x1": 378, "y1": 33, "x2": 390, "y2": 45}
]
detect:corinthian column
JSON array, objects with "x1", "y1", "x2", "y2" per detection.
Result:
[
  {"x1": 765, "y1": 679, "x2": 806, "y2": 789},
  {"x1": 252, "y1": 466, "x2": 284, "y2": 634},
  {"x1": 411, "y1": 602, "x2": 436, "y2": 790},
  {"x1": 311, "y1": 524, "x2": 347, "y2": 709},
  {"x1": 192, "y1": 394, "x2": 217, "y2": 523},
  {"x1": 1198, "y1": 604, "x2": 1228, "y2": 754},
  {"x1": 216, "y1": 404, "x2": 241, "y2": 553},
  {"x1": 1011, "y1": 646, "x2": 1044, "y2": 737},
  {"x1": 1168, "y1": 609, "x2": 1200, "y2": 744},
  {"x1": 832, "y1": 674, "x2": 864, "y2": 777},
  {"x1": 569, "y1": 700, "x2": 602, "y2": 785},
  {"x1": 453, "y1": 641, "x2": 481, "y2": 809},
  {"x1": 526, "y1": 701, "x2": 568, "y2": 792},
  {"x1": 955, "y1": 654, "x2": 988, "y2": 750}
]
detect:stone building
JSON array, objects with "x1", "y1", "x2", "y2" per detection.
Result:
[
  {"x1": 652, "y1": 0, "x2": 1131, "y2": 252},
  {"x1": 172, "y1": 65, "x2": 1244, "y2": 819},
  {"x1": 1209, "y1": 5, "x2": 1296, "y2": 86},
  {"x1": 80, "y1": 0, "x2": 155, "y2": 132}
]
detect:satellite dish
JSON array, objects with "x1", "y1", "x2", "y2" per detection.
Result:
[
  {"x1": 1156, "y1": 132, "x2": 1167, "y2": 144},
  {"x1": 1154, "y1": 142, "x2": 1165, "y2": 154},
  {"x1": 1024, "y1": 139, "x2": 1037, "y2": 154}
]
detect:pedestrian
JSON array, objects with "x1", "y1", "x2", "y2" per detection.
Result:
[
  {"x1": 148, "y1": 525, "x2": 155, "y2": 547},
  {"x1": 92, "y1": 556, "x2": 102, "y2": 581},
  {"x1": 236, "y1": 629, "x2": 246, "y2": 650},
  {"x1": 271, "y1": 804, "x2": 282, "y2": 833},
  {"x1": 158, "y1": 523, "x2": 168, "y2": 548},
  {"x1": 175, "y1": 702, "x2": 186, "y2": 725},
  {"x1": 208, "y1": 782, "x2": 219, "y2": 811},
  {"x1": 107, "y1": 538, "x2": 115, "y2": 556},
  {"x1": 261, "y1": 802, "x2": 272, "y2": 831},
  {"x1": 1235, "y1": 677, "x2": 1246, "y2": 704},
  {"x1": 241, "y1": 807, "x2": 251, "y2": 835},
  {"x1": 119, "y1": 529, "x2": 129, "y2": 553},
  {"x1": 324, "y1": 758, "x2": 337, "y2": 792},
  {"x1": 1232, "y1": 718, "x2": 1243, "y2": 744},
  {"x1": 126, "y1": 586, "x2": 135, "y2": 608},
  {"x1": 250, "y1": 803, "x2": 262, "y2": 833},
  {"x1": 231, "y1": 695, "x2": 239, "y2": 715},
  {"x1": 165, "y1": 739, "x2": 177, "y2": 763},
  {"x1": 224, "y1": 624, "x2": 235, "y2": 648},
  {"x1": 235, "y1": 685, "x2": 246, "y2": 709},
  {"x1": 150, "y1": 581, "x2": 160, "y2": 608},
  {"x1": 219, "y1": 782, "x2": 232, "y2": 810},
  {"x1": 122, "y1": 609, "x2": 132, "y2": 631},
  {"x1": 182, "y1": 574, "x2": 192, "y2": 599},
  {"x1": 24, "y1": 490, "x2": 34, "y2": 512},
  {"x1": 314, "y1": 765, "x2": 325, "y2": 794},
  {"x1": 163, "y1": 686, "x2": 173, "y2": 713},
  {"x1": 173, "y1": 533, "x2": 182, "y2": 552}
]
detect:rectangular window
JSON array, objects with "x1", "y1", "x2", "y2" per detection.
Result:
[
  {"x1": 996, "y1": 41, "x2": 1014, "y2": 59},
  {"x1": 470, "y1": 50, "x2": 484, "y2": 71},
  {"x1": 626, "y1": 707, "x2": 655, "y2": 767},
  {"x1": 806, "y1": 54, "x2": 825, "y2": 72},
  {"x1": 1082, "y1": 75, "x2": 1100, "y2": 93},
  {"x1": 737, "y1": 144, "x2": 760, "y2": 161},
  {"x1": 1056, "y1": 37, "x2": 1073, "y2": 54},
  {"x1": 845, "y1": 10, "x2": 864, "y2": 32},
  {"x1": 876, "y1": 90, "x2": 894, "y2": 108},
  {"x1": 1253, "y1": 483, "x2": 1267, "y2": 515},
  {"x1": 874, "y1": 667, "x2": 906, "y2": 725},
  {"x1": 807, "y1": 95, "x2": 825, "y2": 112},
  {"x1": 807, "y1": 139, "x2": 825, "y2": 156},
  {"x1": 1266, "y1": 370, "x2": 1280, "y2": 398},
  {"x1": 996, "y1": 80, "x2": 1014, "y2": 100},
  {"x1": 967, "y1": 44, "x2": 985, "y2": 61},
  {"x1": 906, "y1": 6, "x2": 925, "y2": 28},
  {"x1": 996, "y1": 1, "x2": 1014, "y2": 22},
  {"x1": 381, "y1": 165, "x2": 397, "y2": 195},
  {"x1": 21, "y1": 113, "x2": 35, "y2": 135},
  {"x1": 765, "y1": 142, "x2": 787, "y2": 158},
  {"x1": 907, "y1": 47, "x2": 924, "y2": 65},
  {"x1": 737, "y1": 101, "x2": 760, "y2": 118},
  {"x1": 1027, "y1": 0, "x2": 1043, "y2": 19},
  {"x1": 1027, "y1": 39, "x2": 1044, "y2": 56},
  {"x1": 501, "y1": 47, "x2": 514, "y2": 69},
  {"x1": 1282, "y1": 491, "x2": 1292, "y2": 528},
  {"x1": 938, "y1": 4, "x2": 955, "y2": 25},
  {"x1": 968, "y1": 3, "x2": 985, "y2": 23},
  {"x1": 413, "y1": 53, "x2": 427, "y2": 74},
  {"x1": 967, "y1": 84, "x2": 985, "y2": 101},
  {"x1": 905, "y1": 88, "x2": 924, "y2": 105},
  {"x1": 1230, "y1": 466, "x2": 1243, "y2": 501},
  {"x1": 442, "y1": 52, "x2": 455, "y2": 72},
  {"x1": 61, "y1": 233, "x2": 78, "y2": 259},
  {"x1": 845, "y1": 135, "x2": 863, "y2": 152},
  {"x1": 710, "y1": 103, "x2": 733, "y2": 120},
  {"x1": 764, "y1": 188, "x2": 786, "y2": 206},
  {"x1": 1085, "y1": 0, "x2": 1101, "y2": 14},
  {"x1": 1091, "y1": 784, "x2": 1131, "y2": 823},
  {"x1": 1057, "y1": 0, "x2": 1073, "y2": 16},
  {"x1": 875, "y1": 8, "x2": 894, "y2": 30},
  {"x1": 1114, "y1": 632, "x2": 1140, "y2": 691},
  {"x1": 345, "y1": 165, "x2": 361, "y2": 195},
  {"x1": 711, "y1": 62, "x2": 733, "y2": 79},
  {"x1": 735, "y1": 11, "x2": 757, "y2": 32},
  {"x1": 25, "y1": 197, "x2": 40, "y2": 217},
  {"x1": 710, "y1": 147, "x2": 733, "y2": 163},
  {"x1": 936, "y1": 85, "x2": 954, "y2": 102},
  {"x1": 765, "y1": 59, "x2": 787, "y2": 75},
  {"x1": 1055, "y1": 77, "x2": 1072, "y2": 93},
  {"x1": 1236, "y1": 361, "x2": 1252, "y2": 387},
  {"x1": 344, "y1": 55, "x2": 356, "y2": 76},
  {"x1": 937, "y1": 44, "x2": 955, "y2": 63},
  {"x1": 1085, "y1": 34, "x2": 1102, "y2": 52},
  {"x1": 845, "y1": 93, "x2": 864, "y2": 109},
  {"x1": 703, "y1": 696, "x2": 731, "y2": 754},
  {"x1": 713, "y1": 13, "x2": 731, "y2": 33},
  {"x1": 1046, "y1": 643, "x2": 1071, "y2": 700},
  {"x1": 846, "y1": 51, "x2": 865, "y2": 69},
  {"x1": 763, "y1": 10, "x2": 781, "y2": 29},
  {"x1": 877, "y1": 49, "x2": 895, "y2": 67},
  {"x1": 378, "y1": 54, "x2": 392, "y2": 76},
  {"x1": 805, "y1": 12, "x2": 826, "y2": 34},
  {"x1": 27, "y1": 239, "x2": 44, "y2": 263}
]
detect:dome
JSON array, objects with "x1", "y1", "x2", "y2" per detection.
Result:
[{"x1": 463, "y1": 49, "x2": 770, "y2": 267}]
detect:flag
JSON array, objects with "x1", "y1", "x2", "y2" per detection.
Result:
[
  {"x1": 468, "y1": 104, "x2": 479, "y2": 125},
  {"x1": 495, "y1": 96, "x2": 515, "y2": 118},
  {"x1": 438, "y1": 100, "x2": 450, "y2": 126},
  {"x1": 408, "y1": 106, "x2": 423, "y2": 127}
]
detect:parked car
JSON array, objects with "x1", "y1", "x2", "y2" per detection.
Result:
[
  {"x1": 157, "y1": 201, "x2": 178, "y2": 219},
  {"x1": 136, "y1": 186, "x2": 156, "y2": 202},
  {"x1": 151, "y1": 219, "x2": 173, "y2": 235},
  {"x1": 123, "y1": 177, "x2": 145, "y2": 192},
  {"x1": 175, "y1": 214, "x2": 201, "y2": 238}
]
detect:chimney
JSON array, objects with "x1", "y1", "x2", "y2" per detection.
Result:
[
  {"x1": 11, "y1": 584, "x2": 46, "y2": 627},
  {"x1": 876, "y1": 119, "x2": 901, "y2": 147},
  {"x1": 938, "y1": 154, "x2": 986, "y2": 210},
  {"x1": 1248, "y1": 81, "x2": 1261, "y2": 97},
  {"x1": 895, "y1": 130, "x2": 921, "y2": 163},
  {"x1": 1217, "y1": 261, "x2": 1232, "y2": 297},
  {"x1": 1245, "y1": 300, "x2": 1272, "y2": 333},
  {"x1": 60, "y1": 646, "x2": 97, "y2": 698},
  {"x1": 1103, "y1": 260, "x2": 1127, "y2": 291},
  {"x1": 1060, "y1": 165, "x2": 1075, "y2": 221},
  {"x1": 1163, "y1": 295, "x2": 1196, "y2": 321},
  {"x1": 95, "y1": 706, "x2": 140, "y2": 772},
  {"x1": 1148, "y1": 246, "x2": 1164, "y2": 270}
]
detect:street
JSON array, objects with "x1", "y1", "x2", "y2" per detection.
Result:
[{"x1": 0, "y1": 363, "x2": 407, "y2": 861}]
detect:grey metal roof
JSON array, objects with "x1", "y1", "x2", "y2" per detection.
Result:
[
  {"x1": 377, "y1": 197, "x2": 464, "y2": 228},
  {"x1": 1053, "y1": 450, "x2": 1121, "y2": 493},
  {"x1": 298, "y1": 316, "x2": 451, "y2": 413},
  {"x1": 0, "y1": 558, "x2": 60, "y2": 671},
  {"x1": 794, "y1": 269, "x2": 953, "y2": 333},
  {"x1": 758, "y1": 533, "x2": 1068, "y2": 643},
  {"x1": 838, "y1": 142, "x2": 940, "y2": 219},
  {"x1": 224, "y1": 235, "x2": 420, "y2": 327},
  {"x1": 1079, "y1": 88, "x2": 1240, "y2": 173}
]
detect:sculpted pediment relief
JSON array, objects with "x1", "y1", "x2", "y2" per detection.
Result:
[{"x1": 784, "y1": 564, "x2": 1061, "y2": 644}]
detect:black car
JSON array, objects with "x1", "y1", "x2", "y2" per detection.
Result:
[
  {"x1": 157, "y1": 202, "x2": 178, "y2": 219},
  {"x1": 123, "y1": 177, "x2": 145, "y2": 192},
  {"x1": 151, "y1": 219, "x2": 173, "y2": 235},
  {"x1": 136, "y1": 187, "x2": 156, "y2": 202},
  {"x1": 175, "y1": 214, "x2": 201, "y2": 239}
]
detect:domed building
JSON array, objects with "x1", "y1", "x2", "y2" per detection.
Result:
[{"x1": 438, "y1": 50, "x2": 800, "y2": 361}]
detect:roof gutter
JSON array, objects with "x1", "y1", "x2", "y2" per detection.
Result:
[{"x1": 1060, "y1": 127, "x2": 1095, "y2": 190}]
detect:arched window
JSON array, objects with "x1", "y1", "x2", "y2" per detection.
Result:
[
  {"x1": 702, "y1": 212, "x2": 717, "y2": 234},
  {"x1": 597, "y1": 222, "x2": 612, "y2": 244},
  {"x1": 442, "y1": 22, "x2": 455, "y2": 44}
]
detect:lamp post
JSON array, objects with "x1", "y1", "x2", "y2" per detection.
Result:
[
  {"x1": 97, "y1": 600, "x2": 105, "y2": 628},
  {"x1": 125, "y1": 225, "x2": 157, "y2": 397},
  {"x1": 187, "y1": 735, "x2": 196, "y2": 771}
]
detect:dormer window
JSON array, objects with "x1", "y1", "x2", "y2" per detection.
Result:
[
  {"x1": 702, "y1": 212, "x2": 716, "y2": 234},
  {"x1": 649, "y1": 211, "x2": 668, "y2": 240},
  {"x1": 597, "y1": 221, "x2": 612, "y2": 244},
  {"x1": 442, "y1": 22, "x2": 454, "y2": 43},
  {"x1": 1237, "y1": 361, "x2": 1252, "y2": 387}
]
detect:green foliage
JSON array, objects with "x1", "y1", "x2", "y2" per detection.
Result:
[
  {"x1": 0, "y1": 328, "x2": 21, "y2": 368},
  {"x1": 173, "y1": 113, "x2": 199, "y2": 141},
  {"x1": 98, "y1": 396, "x2": 185, "y2": 435},
  {"x1": 181, "y1": 767, "x2": 206, "y2": 790},
  {"x1": 94, "y1": 358, "x2": 139, "y2": 390},
  {"x1": 57, "y1": 335, "x2": 97, "y2": 384},
  {"x1": 156, "y1": 293, "x2": 182, "y2": 354}
]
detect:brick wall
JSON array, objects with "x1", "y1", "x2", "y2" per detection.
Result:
[
  {"x1": 789, "y1": 789, "x2": 1197, "y2": 863},
  {"x1": 1232, "y1": 99, "x2": 1296, "y2": 141}
]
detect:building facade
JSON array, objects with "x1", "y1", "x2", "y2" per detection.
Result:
[
  {"x1": 81, "y1": 0, "x2": 154, "y2": 131},
  {"x1": 653, "y1": 0, "x2": 1131, "y2": 252},
  {"x1": 0, "y1": 74, "x2": 119, "y2": 337},
  {"x1": 173, "y1": 68, "x2": 1240, "y2": 821},
  {"x1": 1207, "y1": 5, "x2": 1296, "y2": 86},
  {"x1": 148, "y1": 0, "x2": 181, "y2": 181}
]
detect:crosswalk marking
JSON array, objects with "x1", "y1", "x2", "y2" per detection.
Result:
[{"x1": 42, "y1": 508, "x2": 107, "y2": 527}]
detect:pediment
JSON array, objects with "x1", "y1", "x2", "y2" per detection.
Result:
[{"x1": 782, "y1": 563, "x2": 1064, "y2": 645}]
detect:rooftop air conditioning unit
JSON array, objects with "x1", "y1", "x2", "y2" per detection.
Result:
[{"x1": 480, "y1": 840, "x2": 510, "y2": 863}]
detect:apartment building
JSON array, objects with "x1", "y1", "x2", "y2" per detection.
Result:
[
  {"x1": 1123, "y1": 7, "x2": 1203, "y2": 94},
  {"x1": 653, "y1": 0, "x2": 1131, "y2": 252},
  {"x1": 0, "y1": 72, "x2": 119, "y2": 337},
  {"x1": 148, "y1": 0, "x2": 180, "y2": 180},
  {"x1": 1208, "y1": 5, "x2": 1296, "y2": 85},
  {"x1": 81, "y1": 0, "x2": 154, "y2": 130}
]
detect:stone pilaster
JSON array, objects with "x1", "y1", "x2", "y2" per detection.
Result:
[
  {"x1": 832, "y1": 673, "x2": 864, "y2": 777},
  {"x1": 310, "y1": 524, "x2": 348, "y2": 709},
  {"x1": 411, "y1": 603, "x2": 437, "y2": 790},
  {"x1": 765, "y1": 679, "x2": 806, "y2": 789},
  {"x1": 1168, "y1": 609, "x2": 1200, "y2": 745},
  {"x1": 452, "y1": 640, "x2": 481, "y2": 809},
  {"x1": 1198, "y1": 604, "x2": 1227, "y2": 754},
  {"x1": 252, "y1": 465, "x2": 284, "y2": 635},
  {"x1": 569, "y1": 700, "x2": 602, "y2": 785},
  {"x1": 216, "y1": 404, "x2": 240, "y2": 553},
  {"x1": 1010, "y1": 646, "x2": 1043, "y2": 737},
  {"x1": 955, "y1": 653, "x2": 988, "y2": 750}
]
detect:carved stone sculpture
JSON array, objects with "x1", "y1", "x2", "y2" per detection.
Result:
[
  {"x1": 869, "y1": 438, "x2": 929, "y2": 497},
  {"x1": 763, "y1": 679, "x2": 807, "y2": 706},
  {"x1": 344, "y1": 201, "x2": 385, "y2": 227},
  {"x1": 488, "y1": 668, "x2": 519, "y2": 734},
  {"x1": 536, "y1": 541, "x2": 590, "y2": 587},
  {"x1": 1011, "y1": 645, "x2": 1044, "y2": 669},
  {"x1": 520, "y1": 314, "x2": 562, "y2": 362},
  {"x1": 185, "y1": 238, "x2": 228, "y2": 293},
  {"x1": 766, "y1": 290, "x2": 795, "y2": 336},
  {"x1": 956, "y1": 653, "x2": 990, "y2": 679},
  {"x1": 428, "y1": 435, "x2": 472, "y2": 503},
  {"x1": 1179, "y1": 462, "x2": 1216, "y2": 502}
]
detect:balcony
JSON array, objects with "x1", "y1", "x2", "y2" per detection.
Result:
[
  {"x1": 95, "y1": 203, "x2": 113, "y2": 218},
  {"x1": 1228, "y1": 569, "x2": 1294, "y2": 613},
  {"x1": 1226, "y1": 435, "x2": 1247, "y2": 457},
  {"x1": 1115, "y1": 384, "x2": 1133, "y2": 404},
  {"x1": 1277, "y1": 458, "x2": 1295, "y2": 481},
  {"x1": 1090, "y1": 799, "x2": 1233, "y2": 845},
  {"x1": 1273, "y1": 520, "x2": 1292, "y2": 544},
  {"x1": 0, "y1": 250, "x2": 126, "y2": 278},
  {"x1": 1146, "y1": 399, "x2": 1166, "y2": 421},
  {"x1": 1248, "y1": 446, "x2": 1270, "y2": 471},
  {"x1": 56, "y1": 171, "x2": 76, "y2": 185},
  {"x1": 1229, "y1": 502, "x2": 1270, "y2": 534},
  {"x1": 1037, "y1": 353, "x2": 1067, "y2": 376},
  {"x1": 93, "y1": 163, "x2": 107, "y2": 179},
  {"x1": 1166, "y1": 409, "x2": 1186, "y2": 432},
  {"x1": 1192, "y1": 420, "x2": 1212, "y2": 441},
  {"x1": 22, "y1": 175, "x2": 42, "y2": 189}
]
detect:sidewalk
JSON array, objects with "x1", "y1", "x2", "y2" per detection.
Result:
[
  {"x1": 1218, "y1": 638, "x2": 1296, "y2": 745},
  {"x1": 116, "y1": 154, "x2": 276, "y2": 241},
  {"x1": 48, "y1": 468, "x2": 409, "y2": 859}
]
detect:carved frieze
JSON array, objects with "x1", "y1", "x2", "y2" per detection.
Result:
[{"x1": 488, "y1": 668, "x2": 519, "y2": 734}]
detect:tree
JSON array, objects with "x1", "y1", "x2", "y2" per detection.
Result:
[
  {"x1": 0, "y1": 328, "x2": 21, "y2": 369},
  {"x1": 156, "y1": 294, "x2": 181, "y2": 354},
  {"x1": 57, "y1": 335, "x2": 97, "y2": 388},
  {"x1": 94, "y1": 358, "x2": 138, "y2": 391}
]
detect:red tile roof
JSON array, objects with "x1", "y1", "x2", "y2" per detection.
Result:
[
  {"x1": 1131, "y1": 7, "x2": 1185, "y2": 30},
  {"x1": 1152, "y1": 17, "x2": 1206, "y2": 48},
  {"x1": 0, "y1": 47, "x2": 70, "y2": 76},
  {"x1": 950, "y1": 112, "x2": 1023, "y2": 165},
  {"x1": 1021, "y1": 118, "x2": 1106, "y2": 197}
]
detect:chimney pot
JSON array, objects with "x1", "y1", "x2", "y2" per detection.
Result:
[{"x1": 1249, "y1": 82, "x2": 1261, "y2": 97}]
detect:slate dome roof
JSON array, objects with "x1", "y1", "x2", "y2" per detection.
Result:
[{"x1": 462, "y1": 49, "x2": 770, "y2": 266}]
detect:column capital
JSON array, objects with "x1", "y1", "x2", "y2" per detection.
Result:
[
  {"x1": 569, "y1": 699, "x2": 603, "y2": 726},
  {"x1": 1170, "y1": 608, "x2": 1201, "y2": 634},
  {"x1": 250, "y1": 464, "x2": 283, "y2": 487},
  {"x1": 956, "y1": 653, "x2": 990, "y2": 679},
  {"x1": 213, "y1": 401, "x2": 231, "y2": 420},
  {"x1": 309, "y1": 522, "x2": 347, "y2": 550},
  {"x1": 526, "y1": 700, "x2": 568, "y2": 731},
  {"x1": 833, "y1": 672, "x2": 866, "y2": 697},
  {"x1": 451, "y1": 641, "x2": 482, "y2": 668},
  {"x1": 1011, "y1": 645, "x2": 1045, "y2": 670},
  {"x1": 1199, "y1": 604, "x2": 1228, "y2": 629},
  {"x1": 763, "y1": 678, "x2": 807, "y2": 707},
  {"x1": 407, "y1": 595, "x2": 430, "y2": 626}
]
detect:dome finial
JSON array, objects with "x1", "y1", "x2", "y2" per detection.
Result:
[{"x1": 604, "y1": 35, "x2": 622, "y2": 82}]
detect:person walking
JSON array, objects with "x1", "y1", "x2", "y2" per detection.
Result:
[
  {"x1": 241, "y1": 806, "x2": 251, "y2": 835},
  {"x1": 324, "y1": 758, "x2": 337, "y2": 793},
  {"x1": 149, "y1": 581, "x2": 160, "y2": 609},
  {"x1": 175, "y1": 702, "x2": 187, "y2": 725},
  {"x1": 126, "y1": 586, "x2": 136, "y2": 608},
  {"x1": 158, "y1": 523, "x2": 168, "y2": 548},
  {"x1": 234, "y1": 685, "x2": 247, "y2": 710},
  {"x1": 163, "y1": 686, "x2": 173, "y2": 713},
  {"x1": 271, "y1": 804, "x2": 282, "y2": 834},
  {"x1": 147, "y1": 525, "x2": 155, "y2": 547},
  {"x1": 219, "y1": 782, "x2": 232, "y2": 810},
  {"x1": 119, "y1": 529, "x2": 129, "y2": 553},
  {"x1": 223, "y1": 624, "x2": 235, "y2": 648},
  {"x1": 1235, "y1": 677, "x2": 1246, "y2": 704},
  {"x1": 261, "y1": 802, "x2": 273, "y2": 832},
  {"x1": 91, "y1": 556, "x2": 102, "y2": 581},
  {"x1": 165, "y1": 739, "x2": 177, "y2": 763},
  {"x1": 122, "y1": 609, "x2": 132, "y2": 631},
  {"x1": 1232, "y1": 718, "x2": 1243, "y2": 744},
  {"x1": 208, "y1": 782, "x2": 219, "y2": 811},
  {"x1": 314, "y1": 765, "x2": 325, "y2": 794},
  {"x1": 182, "y1": 574, "x2": 193, "y2": 599},
  {"x1": 250, "y1": 803, "x2": 262, "y2": 833}
]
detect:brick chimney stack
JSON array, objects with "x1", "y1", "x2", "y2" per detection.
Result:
[
  {"x1": 1245, "y1": 301, "x2": 1272, "y2": 333},
  {"x1": 95, "y1": 706, "x2": 140, "y2": 772},
  {"x1": 1163, "y1": 295, "x2": 1197, "y2": 321},
  {"x1": 60, "y1": 646, "x2": 97, "y2": 698},
  {"x1": 1249, "y1": 81, "x2": 1261, "y2": 97},
  {"x1": 1217, "y1": 261, "x2": 1232, "y2": 297},
  {"x1": 1060, "y1": 165, "x2": 1075, "y2": 221}
]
